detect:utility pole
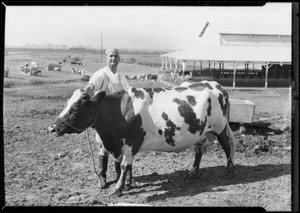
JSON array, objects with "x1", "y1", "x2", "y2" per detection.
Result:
[{"x1": 101, "y1": 32, "x2": 103, "y2": 63}]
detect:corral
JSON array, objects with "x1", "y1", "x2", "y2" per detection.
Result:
[{"x1": 3, "y1": 49, "x2": 292, "y2": 210}]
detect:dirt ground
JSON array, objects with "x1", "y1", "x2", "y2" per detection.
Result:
[{"x1": 3, "y1": 75, "x2": 292, "y2": 211}]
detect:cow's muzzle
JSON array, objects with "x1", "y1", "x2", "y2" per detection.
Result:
[{"x1": 47, "y1": 125, "x2": 60, "y2": 136}]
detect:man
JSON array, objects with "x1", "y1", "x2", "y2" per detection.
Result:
[{"x1": 84, "y1": 48, "x2": 130, "y2": 189}]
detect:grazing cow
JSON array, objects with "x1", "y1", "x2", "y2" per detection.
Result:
[
  {"x1": 71, "y1": 68, "x2": 85, "y2": 74},
  {"x1": 48, "y1": 63, "x2": 61, "y2": 71},
  {"x1": 126, "y1": 75, "x2": 137, "y2": 80},
  {"x1": 48, "y1": 81, "x2": 235, "y2": 197},
  {"x1": 54, "y1": 67, "x2": 61, "y2": 72},
  {"x1": 147, "y1": 74, "x2": 158, "y2": 81},
  {"x1": 71, "y1": 61, "x2": 83, "y2": 65},
  {"x1": 137, "y1": 74, "x2": 147, "y2": 81}
]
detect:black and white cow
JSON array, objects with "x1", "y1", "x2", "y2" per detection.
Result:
[{"x1": 48, "y1": 80, "x2": 235, "y2": 197}]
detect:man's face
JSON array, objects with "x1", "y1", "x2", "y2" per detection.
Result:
[{"x1": 106, "y1": 52, "x2": 120, "y2": 67}]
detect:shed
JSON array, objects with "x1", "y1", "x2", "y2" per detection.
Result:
[
  {"x1": 160, "y1": 22, "x2": 292, "y2": 87},
  {"x1": 161, "y1": 45, "x2": 291, "y2": 87}
]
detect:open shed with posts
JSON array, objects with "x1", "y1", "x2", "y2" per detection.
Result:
[{"x1": 160, "y1": 29, "x2": 292, "y2": 88}]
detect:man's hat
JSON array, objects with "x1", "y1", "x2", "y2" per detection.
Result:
[{"x1": 105, "y1": 48, "x2": 119, "y2": 56}]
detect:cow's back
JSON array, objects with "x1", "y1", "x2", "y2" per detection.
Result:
[{"x1": 131, "y1": 85, "x2": 227, "y2": 153}]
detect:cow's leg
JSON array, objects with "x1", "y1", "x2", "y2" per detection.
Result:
[
  {"x1": 114, "y1": 161, "x2": 133, "y2": 189},
  {"x1": 184, "y1": 142, "x2": 203, "y2": 180},
  {"x1": 216, "y1": 122, "x2": 235, "y2": 177},
  {"x1": 115, "y1": 163, "x2": 135, "y2": 191},
  {"x1": 185, "y1": 132, "x2": 215, "y2": 180},
  {"x1": 114, "y1": 161, "x2": 121, "y2": 183},
  {"x1": 124, "y1": 164, "x2": 133, "y2": 191},
  {"x1": 111, "y1": 153, "x2": 134, "y2": 197}
]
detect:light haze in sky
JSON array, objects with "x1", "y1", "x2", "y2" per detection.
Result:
[{"x1": 5, "y1": 3, "x2": 292, "y2": 50}]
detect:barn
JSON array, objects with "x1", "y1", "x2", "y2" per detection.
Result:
[{"x1": 160, "y1": 24, "x2": 291, "y2": 87}]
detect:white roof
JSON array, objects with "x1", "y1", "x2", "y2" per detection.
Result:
[
  {"x1": 161, "y1": 46, "x2": 291, "y2": 64},
  {"x1": 213, "y1": 19, "x2": 292, "y2": 36},
  {"x1": 218, "y1": 25, "x2": 291, "y2": 36}
]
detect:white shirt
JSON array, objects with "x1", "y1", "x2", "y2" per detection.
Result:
[{"x1": 85, "y1": 66, "x2": 129, "y2": 96}]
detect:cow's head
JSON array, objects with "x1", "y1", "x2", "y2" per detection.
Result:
[{"x1": 48, "y1": 89, "x2": 106, "y2": 136}]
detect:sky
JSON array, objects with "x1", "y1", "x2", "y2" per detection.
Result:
[{"x1": 4, "y1": 3, "x2": 292, "y2": 50}]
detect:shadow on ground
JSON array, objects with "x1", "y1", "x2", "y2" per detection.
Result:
[
  {"x1": 125, "y1": 163, "x2": 290, "y2": 202},
  {"x1": 230, "y1": 122, "x2": 283, "y2": 136}
]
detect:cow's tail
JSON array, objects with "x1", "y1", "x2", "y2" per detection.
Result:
[{"x1": 225, "y1": 100, "x2": 235, "y2": 163}]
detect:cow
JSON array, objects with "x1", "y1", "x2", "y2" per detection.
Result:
[
  {"x1": 54, "y1": 67, "x2": 61, "y2": 72},
  {"x1": 125, "y1": 75, "x2": 137, "y2": 80},
  {"x1": 48, "y1": 80, "x2": 235, "y2": 197},
  {"x1": 147, "y1": 74, "x2": 158, "y2": 81},
  {"x1": 137, "y1": 74, "x2": 147, "y2": 81},
  {"x1": 48, "y1": 63, "x2": 61, "y2": 71},
  {"x1": 71, "y1": 68, "x2": 85, "y2": 74},
  {"x1": 177, "y1": 70, "x2": 191, "y2": 76},
  {"x1": 71, "y1": 61, "x2": 83, "y2": 65}
]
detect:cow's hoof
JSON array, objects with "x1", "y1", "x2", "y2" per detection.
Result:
[
  {"x1": 108, "y1": 189, "x2": 123, "y2": 197},
  {"x1": 100, "y1": 177, "x2": 109, "y2": 189},
  {"x1": 99, "y1": 178, "x2": 109, "y2": 189}
]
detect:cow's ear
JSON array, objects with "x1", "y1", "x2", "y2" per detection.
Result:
[{"x1": 91, "y1": 91, "x2": 106, "y2": 103}]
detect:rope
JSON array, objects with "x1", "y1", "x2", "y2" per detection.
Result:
[
  {"x1": 53, "y1": 128, "x2": 104, "y2": 204},
  {"x1": 85, "y1": 128, "x2": 103, "y2": 195}
]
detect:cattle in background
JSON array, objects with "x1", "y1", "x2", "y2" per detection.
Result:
[
  {"x1": 137, "y1": 74, "x2": 147, "y2": 81},
  {"x1": 48, "y1": 63, "x2": 61, "y2": 71},
  {"x1": 48, "y1": 81, "x2": 235, "y2": 197},
  {"x1": 147, "y1": 74, "x2": 158, "y2": 81},
  {"x1": 71, "y1": 68, "x2": 85, "y2": 74},
  {"x1": 71, "y1": 61, "x2": 83, "y2": 66},
  {"x1": 178, "y1": 70, "x2": 191, "y2": 76},
  {"x1": 125, "y1": 75, "x2": 137, "y2": 80},
  {"x1": 62, "y1": 57, "x2": 67, "y2": 62}
]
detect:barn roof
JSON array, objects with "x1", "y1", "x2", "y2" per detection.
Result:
[
  {"x1": 212, "y1": 19, "x2": 292, "y2": 36},
  {"x1": 217, "y1": 25, "x2": 291, "y2": 36},
  {"x1": 161, "y1": 45, "x2": 291, "y2": 64}
]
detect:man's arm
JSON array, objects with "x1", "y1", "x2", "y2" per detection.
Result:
[
  {"x1": 83, "y1": 83, "x2": 95, "y2": 97},
  {"x1": 83, "y1": 70, "x2": 105, "y2": 97}
]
